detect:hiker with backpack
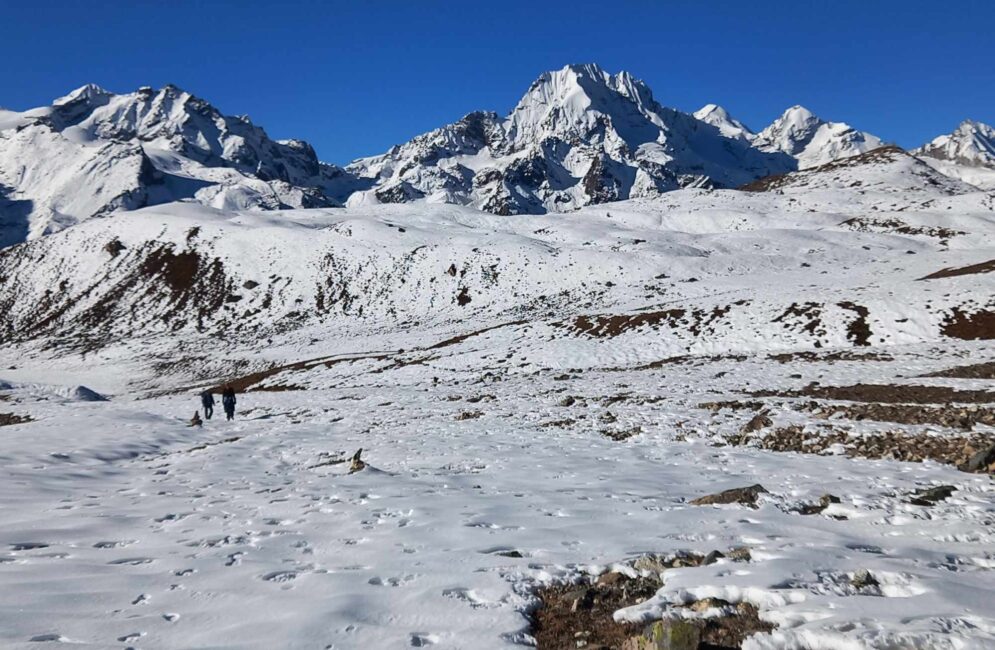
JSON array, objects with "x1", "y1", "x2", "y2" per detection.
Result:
[
  {"x1": 200, "y1": 389, "x2": 215, "y2": 419},
  {"x1": 222, "y1": 386, "x2": 237, "y2": 421}
]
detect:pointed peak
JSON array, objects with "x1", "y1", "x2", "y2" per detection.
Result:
[
  {"x1": 779, "y1": 105, "x2": 819, "y2": 123},
  {"x1": 956, "y1": 118, "x2": 994, "y2": 133},
  {"x1": 694, "y1": 104, "x2": 728, "y2": 120},
  {"x1": 53, "y1": 83, "x2": 113, "y2": 106}
]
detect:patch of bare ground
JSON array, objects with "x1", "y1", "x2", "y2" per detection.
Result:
[
  {"x1": 920, "y1": 258, "x2": 995, "y2": 280},
  {"x1": 532, "y1": 549, "x2": 769, "y2": 649},
  {"x1": 602, "y1": 426, "x2": 642, "y2": 441},
  {"x1": 734, "y1": 426, "x2": 995, "y2": 473},
  {"x1": 561, "y1": 306, "x2": 736, "y2": 339},
  {"x1": 925, "y1": 361, "x2": 995, "y2": 379},
  {"x1": 752, "y1": 383, "x2": 995, "y2": 404},
  {"x1": 738, "y1": 146, "x2": 908, "y2": 192},
  {"x1": 194, "y1": 320, "x2": 527, "y2": 393},
  {"x1": 204, "y1": 352, "x2": 392, "y2": 393},
  {"x1": 705, "y1": 398, "x2": 995, "y2": 432},
  {"x1": 802, "y1": 401, "x2": 995, "y2": 430},
  {"x1": 426, "y1": 319, "x2": 527, "y2": 349},
  {"x1": 0, "y1": 413, "x2": 31, "y2": 427},
  {"x1": 942, "y1": 308, "x2": 995, "y2": 340},
  {"x1": 628, "y1": 353, "x2": 748, "y2": 371},
  {"x1": 838, "y1": 216, "x2": 964, "y2": 239},
  {"x1": 767, "y1": 350, "x2": 893, "y2": 363}
]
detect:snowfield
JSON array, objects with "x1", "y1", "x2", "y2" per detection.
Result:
[{"x1": 0, "y1": 143, "x2": 994, "y2": 649}]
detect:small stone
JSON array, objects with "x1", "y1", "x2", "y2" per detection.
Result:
[
  {"x1": 726, "y1": 546, "x2": 752, "y2": 562},
  {"x1": 688, "y1": 597, "x2": 731, "y2": 613},
  {"x1": 851, "y1": 569, "x2": 879, "y2": 590}
]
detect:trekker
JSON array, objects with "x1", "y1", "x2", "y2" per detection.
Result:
[
  {"x1": 222, "y1": 385, "x2": 237, "y2": 421},
  {"x1": 200, "y1": 390, "x2": 215, "y2": 419}
]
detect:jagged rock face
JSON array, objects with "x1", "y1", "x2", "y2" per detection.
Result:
[
  {"x1": 0, "y1": 84, "x2": 361, "y2": 246},
  {"x1": 911, "y1": 120, "x2": 995, "y2": 190},
  {"x1": 753, "y1": 106, "x2": 884, "y2": 169},
  {"x1": 915, "y1": 120, "x2": 995, "y2": 168},
  {"x1": 348, "y1": 64, "x2": 796, "y2": 214}
]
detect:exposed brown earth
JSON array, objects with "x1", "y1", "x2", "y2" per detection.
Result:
[
  {"x1": 563, "y1": 306, "x2": 735, "y2": 339},
  {"x1": 799, "y1": 401, "x2": 995, "y2": 430},
  {"x1": 0, "y1": 413, "x2": 31, "y2": 427},
  {"x1": 942, "y1": 308, "x2": 995, "y2": 340},
  {"x1": 838, "y1": 216, "x2": 964, "y2": 239},
  {"x1": 925, "y1": 361, "x2": 995, "y2": 379},
  {"x1": 737, "y1": 146, "x2": 908, "y2": 192},
  {"x1": 736, "y1": 426, "x2": 995, "y2": 473},
  {"x1": 568, "y1": 309, "x2": 687, "y2": 338},
  {"x1": 767, "y1": 350, "x2": 893, "y2": 363},
  {"x1": 532, "y1": 550, "x2": 768, "y2": 649},
  {"x1": 920, "y1": 259, "x2": 995, "y2": 280},
  {"x1": 752, "y1": 383, "x2": 995, "y2": 404}
]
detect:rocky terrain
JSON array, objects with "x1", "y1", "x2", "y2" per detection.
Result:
[{"x1": 1, "y1": 67, "x2": 994, "y2": 649}]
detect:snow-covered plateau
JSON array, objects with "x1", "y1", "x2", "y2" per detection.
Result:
[{"x1": 1, "y1": 69, "x2": 994, "y2": 650}]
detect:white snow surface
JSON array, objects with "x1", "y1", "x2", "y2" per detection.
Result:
[{"x1": 0, "y1": 123, "x2": 994, "y2": 649}]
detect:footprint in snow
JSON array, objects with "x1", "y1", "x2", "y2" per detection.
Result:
[
  {"x1": 93, "y1": 540, "x2": 136, "y2": 549},
  {"x1": 29, "y1": 633, "x2": 69, "y2": 642},
  {"x1": 368, "y1": 574, "x2": 417, "y2": 587},
  {"x1": 109, "y1": 557, "x2": 155, "y2": 566},
  {"x1": 410, "y1": 633, "x2": 439, "y2": 646},
  {"x1": 262, "y1": 570, "x2": 299, "y2": 583}
]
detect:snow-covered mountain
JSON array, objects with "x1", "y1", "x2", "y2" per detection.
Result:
[
  {"x1": 753, "y1": 105, "x2": 884, "y2": 169},
  {"x1": 0, "y1": 84, "x2": 361, "y2": 245},
  {"x1": 913, "y1": 119, "x2": 995, "y2": 190},
  {"x1": 0, "y1": 140, "x2": 987, "y2": 348},
  {"x1": 347, "y1": 64, "x2": 796, "y2": 214},
  {"x1": 0, "y1": 65, "x2": 986, "y2": 243},
  {"x1": 692, "y1": 104, "x2": 754, "y2": 142}
]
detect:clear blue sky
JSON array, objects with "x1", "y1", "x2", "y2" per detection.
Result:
[{"x1": 2, "y1": 0, "x2": 992, "y2": 164}]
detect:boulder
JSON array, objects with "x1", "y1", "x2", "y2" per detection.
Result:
[
  {"x1": 348, "y1": 448, "x2": 366, "y2": 474},
  {"x1": 908, "y1": 484, "x2": 956, "y2": 506},
  {"x1": 690, "y1": 484, "x2": 769, "y2": 508},
  {"x1": 622, "y1": 619, "x2": 700, "y2": 650},
  {"x1": 70, "y1": 385, "x2": 108, "y2": 401},
  {"x1": 740, "y1": 411, "x2": 773, "y2": 433},
  {"x1": 962, "y1": 443, "x2": 995, "y2": 473}
]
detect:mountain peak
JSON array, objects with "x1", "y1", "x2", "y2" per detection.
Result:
[
  {"x1": 53, "y1": 83, "x2": 113, "y2": 106},
  {"x1": 777, "y1": 105, "x2": 821, "y2": 127},
  {"x1": 755, "y1": 105, "x2": 880, "y2": 168},
  {"x1": 694, "y1": 104, "x2": 754, "y2": 141},
  {"x1": 915, "y1": 118, "x2": 995, "y2": 170}
]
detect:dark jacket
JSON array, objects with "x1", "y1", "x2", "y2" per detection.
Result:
[
  {"x1": 201, "y1": 391, "x2": 215, "y2": 407},
  {"x1": 222, "y1": 389, "x2": 236, "y2": 408}
]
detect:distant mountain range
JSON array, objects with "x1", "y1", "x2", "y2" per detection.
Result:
[{"x1": 1, "y1": 63, "x2": 993, "y2": 246}]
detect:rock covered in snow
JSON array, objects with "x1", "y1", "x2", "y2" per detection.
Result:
[{"x1": 69, "y1": 386, "x2": 108, "y2": 402}]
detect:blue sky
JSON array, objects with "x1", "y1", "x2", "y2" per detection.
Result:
[{"x1": 2, "y1": 0, "x2": 992, "y2": 164}]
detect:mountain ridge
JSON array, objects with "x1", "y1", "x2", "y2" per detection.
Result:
[{"x1": 2, "y1": 64, "x2": 991, "y2": 246}]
